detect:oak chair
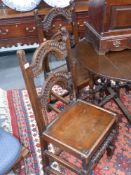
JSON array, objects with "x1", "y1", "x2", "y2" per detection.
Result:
[
  {"x1": 34, "y1": 0, "x2": 79, "y2": 78},
  {"x1": 17, "y1": 27, "x2": 118, "y2": 174}
]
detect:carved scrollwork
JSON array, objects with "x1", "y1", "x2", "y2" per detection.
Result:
[
  {"x1": 40, "y1": 71, "x2": 72, "y2": 121},
  {"x1": 42, "y1": 6, "x2": 73, "y2": 32},
  {"x1": 31, "y1": 39, "x2": 67, "y2": 76}
]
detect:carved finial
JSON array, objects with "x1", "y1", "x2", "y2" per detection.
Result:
[{"x1": 17, "y1": 50, "x2": 26, "y2": 60}]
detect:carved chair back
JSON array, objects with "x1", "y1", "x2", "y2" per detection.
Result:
[
  {"x1": 34, "y1": 1, "x2": 79, "y2": 79},
  {"x1": 34, "y1": 0, "x2": 79, "y2": 44},
  {"x1": 17, "y1": 32, "x2": 72, "y2": 167},
  {"x1": 17, "y1": 26, "x2": 91, "y2": 131}
]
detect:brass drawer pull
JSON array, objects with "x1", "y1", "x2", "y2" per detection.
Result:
[
  {"x1": 113, "y1": 40, "x2": 121, "y2": 48},
  {"x1": 26, "y1": 26, "x2": 36, "y2": 33},
  {"x1": 0, "y1": 29, "x2": 9, "y2": 35}
]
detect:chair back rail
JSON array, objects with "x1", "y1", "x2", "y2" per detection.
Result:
[{"x1": 34, "y1": 0, "x2": 79, "y2": 45}]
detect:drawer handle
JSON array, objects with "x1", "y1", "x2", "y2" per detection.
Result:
[
  {"x1": 0, "y1": 29, "x2": 9, "y2": 35},
  {"x1": 113, "y1": 40, "x2": 121, "y2": 48},
  {"x1": 26, "y1": 27, "x2": 36, "y2": 33}
]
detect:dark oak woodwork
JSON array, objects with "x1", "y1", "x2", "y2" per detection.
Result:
[
  {"x1": 76, "y1": 39, "x2": 131, "y2": 83},
  {"x1": 86, "y1": 0, "x2": 131, "y2": 54},
  {"x1": 17, "y1": 28, "x2": 118, "y2": 175},
  {"x1": 34, "y1": 1, "x2": 79, "y2": 45},
  {"x1": 75, "y1": 38, "x2": 131, "y2": 122},
  {"x1": 0, "y1": 0, "x2": 88, "y2": 48},
  {"x1": 34, "y1": 0, "x2": 80, "y2": 78}
]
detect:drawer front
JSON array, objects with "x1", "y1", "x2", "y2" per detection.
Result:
[
  {"x1": 99, "y1": 37, "x2": 131, "y2": 54},
  {"x1": 107, "y1": 38, "x2": 131, "y2": 51},
  {"x1": 0, "y1": 20, "x2": 37, "y2": 39}
]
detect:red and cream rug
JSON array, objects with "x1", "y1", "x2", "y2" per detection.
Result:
[{"x1": 0, "y1": 88, "x2": 130, "y2": 175}]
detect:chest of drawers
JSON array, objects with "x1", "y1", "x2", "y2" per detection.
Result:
[{"x1": 0, "y1": 0, "x2": 88, "y2": 49}]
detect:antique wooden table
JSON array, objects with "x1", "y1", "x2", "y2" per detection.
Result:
[{"x1": 76, "y1": 39, "x2": 131, "y2": 122}]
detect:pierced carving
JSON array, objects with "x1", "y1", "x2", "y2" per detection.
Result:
[
  {"x1": 40, "y1": 71, "x2": 71, "y2": 121},
  {"x1": 31, "y1": 39, "x2": 67, "y2": 76},
  {"x1": 43, "y1": 6, "x2": 73, "y2": 32}
]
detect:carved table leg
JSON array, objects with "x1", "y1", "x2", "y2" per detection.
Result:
[
  {"x1": 107, "y1": 87, "x2": 131, "y2": 122},
  {"x1": 92, "y1": 77, "x2": 131, "y2": 123}
]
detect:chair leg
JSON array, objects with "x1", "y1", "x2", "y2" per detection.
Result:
[
  {"x1": 81, "y1": 159, "x2": 92, "y2": 175},
  {"x1": 44, "y1": 153, "x2": 50, "y2": 175},
  {"x1": 106, "y1": 142, "x2": 115, "y2": 158},
  {"x1": 106, "y1": 127, "x2": 117, "y2": 158},
  {"x1": 43, "y1": 140, "x2": 53, "y2": 175},
  {"x1": 45, "y1": 144, "x2": 62, "y2": 174}
]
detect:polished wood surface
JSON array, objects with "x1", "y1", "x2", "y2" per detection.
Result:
[
  {"x1": 0, "y1": 1, "x2": 88, "y2": 48},
  {"x1": 45, "y1": 101, "x2": 116, "y2": 156},
  {"x1": 86, "y1": 0, "x2": 131, "y2": 54},
  {"x1": 88, "y1": 0, "x2": 131, "y2": 34},
  {"x1": 76, "y1": 39, "x2": 131, "y2": 82}
]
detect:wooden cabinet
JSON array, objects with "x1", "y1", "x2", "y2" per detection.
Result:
[
  {"x1": 0, "y1": 0, "x2": 88, "y2": 49},
  {"x1": 85, "y1": 0, "x2": 131, "y2": 54},
  {"x1": 0, "y1": 16, "x2": 38, "y2": 47}
]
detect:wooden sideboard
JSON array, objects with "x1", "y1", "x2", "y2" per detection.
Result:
[{"x1": 0, "y1": 0, "x2": 88, "y2": 48}]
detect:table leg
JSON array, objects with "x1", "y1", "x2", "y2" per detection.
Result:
[
  {"x1": 107, "y1": 87, "x2": 131, "y2": 122},
  {"x1": 98, "y1": 86, "x2": 131, "y2": 122}
]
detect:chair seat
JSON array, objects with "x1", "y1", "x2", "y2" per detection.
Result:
[
  {"x1": 0, "y1": 128, "x2": 21, "y2": 174},
  {"x1": 43, "y1": 100, "x2": 117, "y2": 159}
]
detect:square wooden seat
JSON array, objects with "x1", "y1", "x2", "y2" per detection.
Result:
[
  {"x1": 43, "y1": 100, "x2": 117, "y2": 174},
  {"x1": 44, "y1": 100, "x2": 116, "y2": 155}
]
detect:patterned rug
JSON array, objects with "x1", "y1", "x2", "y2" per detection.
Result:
[{"x1": 0, "y1": 88, "x2": 130, "y2": 175}]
